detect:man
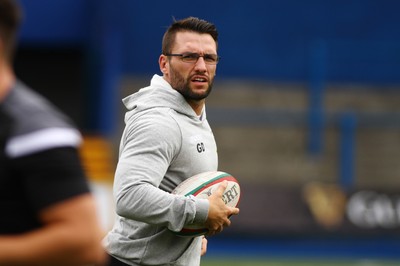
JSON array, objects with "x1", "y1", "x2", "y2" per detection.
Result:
[
  {"x1": 0, "y1": 0, "x2": 106, "y2": 265},
  {"x1": 103, "y1": 17, "x2": 239, "y2": 266}
]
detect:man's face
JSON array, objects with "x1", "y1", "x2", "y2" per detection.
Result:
[{"x1": 160, "y1": 31, "x2": 218, "y2": 102}]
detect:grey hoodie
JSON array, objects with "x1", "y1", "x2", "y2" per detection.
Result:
[{"x1": 103, "y1": 75, "x2": 218, "y2": 266}]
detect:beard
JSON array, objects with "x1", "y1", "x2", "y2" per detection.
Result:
[{"x1": 168, "y1": 65, "x2": 214, "y2": 101}]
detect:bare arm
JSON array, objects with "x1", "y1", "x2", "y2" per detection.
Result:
[{"x1": 0, "y1": 194, "x2": 106, "y2": 266}]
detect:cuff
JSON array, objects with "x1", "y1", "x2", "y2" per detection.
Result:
[{"x1": 193, "y1": 198, "x2": 209, "y2": 224}]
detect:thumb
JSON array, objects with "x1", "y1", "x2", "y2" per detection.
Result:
[{"x1": 213, "y1": 180, "x2": 228, "y2": 197}]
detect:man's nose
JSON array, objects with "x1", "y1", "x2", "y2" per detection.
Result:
[{"x1": 194, "y1": 56, "x2": 207, "y2": 70}]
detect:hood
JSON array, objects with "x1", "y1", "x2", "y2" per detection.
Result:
[{"x1": 122, "y1": 75, "x2": 198, "y2": 119}]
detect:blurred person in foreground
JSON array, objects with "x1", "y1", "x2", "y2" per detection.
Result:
[
  {"x1": 103, "y1": 17, "x2": 239, "y2": 266},
  {"x1": 0, "y1": 0, "x2": 106, "y2": 265}
]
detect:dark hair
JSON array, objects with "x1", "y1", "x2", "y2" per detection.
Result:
[
  {"x1": 0, "y1": 0, "x2": 22, "y2": 62},
  {"x1": 162, "y1": 17, "x2": 218, "y2": 55}
]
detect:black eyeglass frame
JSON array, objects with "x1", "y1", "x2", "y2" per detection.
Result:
[{"x1": 165, "y1": 52, "x2": 220, "y2": 65}]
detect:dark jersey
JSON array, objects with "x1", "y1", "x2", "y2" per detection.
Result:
[{"x1": 0, "y1": 81, "x2": 90, "y2": 234}]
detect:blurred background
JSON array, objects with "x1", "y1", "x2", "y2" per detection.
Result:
[{"x1": 15, "y1": 0, "x2": 400, "y2": 264}]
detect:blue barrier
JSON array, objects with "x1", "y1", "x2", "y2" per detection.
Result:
[
  {"x1": 339, "y1": 113, "x2": 357, "y2": 191},
  {"x1": 84, "y1": 0, "x2": 122, "y2": 135},
  {"x1": 308, "y1": 40, "x2": 327, "y2": 156},
  {"x1": 207, "y1": 235, "x2": 400, "y2": 260}
]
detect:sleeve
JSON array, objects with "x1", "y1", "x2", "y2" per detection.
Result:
[
  {"x1": 12, "y1": 147, "x2": 90, "y2": 212},
  {"x1": 114, "y1": 111, "x2": 209, "y2": 231}
]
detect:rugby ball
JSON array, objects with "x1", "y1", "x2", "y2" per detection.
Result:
[{"x1": 171, "y1": 171, "x2": 240, "y2": 237}]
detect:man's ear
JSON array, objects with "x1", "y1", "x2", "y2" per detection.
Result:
[{"x1": 159, "y1": 54, "x2": 168, "y2": 75}]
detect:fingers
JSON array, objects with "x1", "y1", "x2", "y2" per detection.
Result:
[
  {"x1": 224, "y1": 218, "x2": 231, "y2": 227},
  {"x1": 206, "y1": 226, "x2": 223, "y2": 237},
  {"x1": 205, "y1": 180, "x2": 240, "y2": 237},
  {"x1": 206, "y1": 215, "x2": 231, "y2": 236},
  {"x1": 214, "y1": 180, "x2": 228, "y2": 197},
  {"x1": 200, "y1": 236, "x2": 208, "y2": 256},
  {"x1": 230, "y1": 206, "x2": 240, "y2": 216}
]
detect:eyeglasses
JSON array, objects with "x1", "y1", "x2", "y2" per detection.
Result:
[{"x1": 165, "y1": 52, "x2": 220, "y2": 65}]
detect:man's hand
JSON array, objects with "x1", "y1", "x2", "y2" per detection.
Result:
[
  {"x1": 204, "y1": 181, "x2": 240, "y2": 236},
  {"x1": 200, "y1": 236, "x2": 207, "y2": 256}
]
